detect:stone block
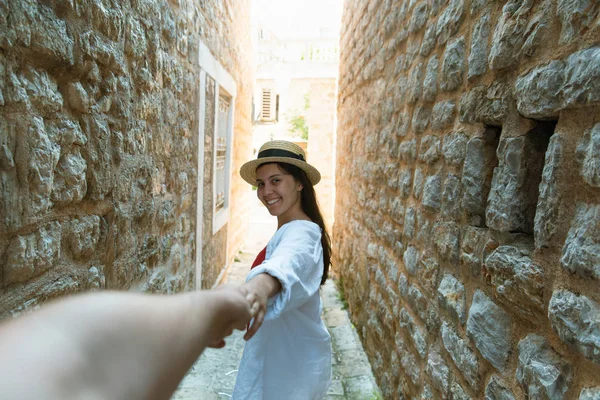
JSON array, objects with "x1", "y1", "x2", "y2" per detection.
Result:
[
  {"x1": 467, "y1": 290, "x2": 512, "y2": 371},
  {"x1": 396, "y1": 111, "x2": 411, "y2": 137},
  {"x1": 560, "y1": 203, "x2": 600, "y2": 280},
  {"x1": 489, "y1": 1, "x2": 549, "y2": 71},
  {"x1": 398, "y1": 273, "x2": 409, "y2": 299},
  {"x1": 409, "y1": 2, "x2": 429, "y2": 33},
  {"x1": 468, "y1": 14, "x2": 490, "y2": 80},
  {"x1": 418, "y1": 255, "x2": 439, "y2": 296},
  {"x1": 442, "y1": 322, "x2": 480, "y2": 389},
  {"x1": 459, "y1": 82, "x2": 511, "y2": 125},
  {"x1": 90, "y1": 1, "x2": 123, "y2": 42},
  {"x1": 21, "y1": 67, "x2": 63, "y2": 116},
  {"x1": 579, "y1": 387, "x2": 600, "y2": 400},
  {"x1": 394, "y1": 77, "x2": 409, "y2": 109},
  {"x1": 486, "y1": 128, "x2": 549, "y2": 233},
  {"x1": 436, "y1": 0, "x2": 465, "y2": 45},
  {"x1": 403, "y1": 245, "x2": 419, "y2": 276},
  {"x1": 395, "y1": 333, "x2": 420, "y2": 385},
  {"x1": 412, "y1": 106, "x2": 431, "y2": 134},
  {"x1": 67, "y1": 215, "x2": 101, "y2": 260},
  {"x1": 461, "y1": 226, "x2": 496, "y2": 277},
  {"x1": 450, "y1": 380, "x2": 471, "y2": 400},
  {"x1": 534, "y1": 133, "x2": 563, "y2": 248},
  {"x1": 409, "y1": 283, "x2": 440, "y2": 331},
  {"x1": 390, "y1": 197, "x2": 406, "y2": 225},
  {"x1": 399, "y1": 139, "x2": 417, "y2": 162},
  {"x1": 442, "y1": 173, "x2": 461, "y2": 220},
  {"x1": 426, "y1": 349, "x2": 450, "y2": 396},
  {"x1": 461, "y1": 132, "x2": 498, "y2": 225},
  {"x1": 516, "y1": 334, "x2": 573, "y2": 399},
  {"x1": 433, "y1": 221, "x2": 460, "y2": 263},
  {"x1": 431, "y1": 100, "x2": 456, "y2": 131},
  {"x1": 26, "y1": 116, "x2": 61, "y2": 217},
  {"x1": 438, "y1": 274, "x2": 466, "y2": 324},
  {"x1": 440, "y1": 37, "x2": 465, "y2": 92},
  {"x1": 419, "y1": 135, "x2": 441, "y2": 164},
  {"x1": 515, "y1": 60, "x2": 564, "y2": 119},
  {"x1": 470, "y1": 0, "x2": 487, "y2": 14},
  {"x1": 548, "y1": 289, "x2": 600, "y2": 365},
  {"x1": 395, "y1": 54, "x2": 408, "y2": 76},
  {"x1": 442, "y1": 131, "x2": 468, "y2": 166},
  {"x1": 4, "y1": 221, "x2": 62, "y2": 285},
  {"x1": 416, "y1": 209, "x2": 432, "y2": 246},
  {"x1": 423, "y1": 55, "x2": 439, "y2": 102},
  {"x1": 88, "y1": 265, "x2": 106, "y2": 289},
  {"x1": 557, "y1": 0, "x2": 599, "y2": 44},
  {"x1": 81, "y1": 116, "x2": 113, "y2": 200},
  {"x1": 407, "y1": 62, "x2": 424, "y2": 104},
  {"x1": 423, "y1": 174, "x2": 442, "y2": 210},
  {"x1": 79, "y1": 31, "x2": 125, "y2": 74},
  {"x1": 484, "y1": 245, "x2": 544, "y2": 319},
  {"x1": 485, "y1": 375, "x2": 515, "y2": 400},
  {"x1": 419, "y1": 383, "x2": 434, "y2": 400},
  {"x1": 398, "y1": 168, "x2": 412, "y2": 198},
  {"x1": 0, "y1": 143, "x2": 20, "y2": 231},
  {"x1": 420, "y1": 25, "x2": 437, "y2": 57},
  {"x1": 576, "y1": 123, "x2": 600, "y2": 188},
  {"x1": 51, "y1": 148, "x2": 87, "y2": 206},
  {"x1": 14, "y1": 1, "x2": 74, "y2": 65},
  {"x1": 399, "y1": 308, "x2": 428, "y2": 359},
  {"x1": 413, "y1": 167, "x2": 424, "y2": 199},
  {"x1": 516, "y1": 47, "x2": 600, "y2": 119},
  {"x1": 403, "y1": 207, "x2": 415, "y2": 238}
]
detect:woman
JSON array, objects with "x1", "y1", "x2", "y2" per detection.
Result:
[{"x1": 232, "y1": 140, "x2": 332, "y2": 400}]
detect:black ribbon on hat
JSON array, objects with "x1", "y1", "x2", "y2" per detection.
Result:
[{"x1": 258, "y1": 148, "x2": 305, "y2": 161}]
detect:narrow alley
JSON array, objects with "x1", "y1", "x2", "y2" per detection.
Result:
[{"x1": 172, "y1": 198, "x2": 381, "y2": 400}]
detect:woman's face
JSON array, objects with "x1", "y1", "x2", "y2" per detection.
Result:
[{"x1": 255, "y1": 163, "x2": 303, "y2": 219}]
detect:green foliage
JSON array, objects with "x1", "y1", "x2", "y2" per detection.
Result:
[
  {"x1": 288, "y1": 114, "x2": 309, "y2": 140},
  {"x1": 287, "y1": 93, "x2": 310, "y2": 140},
  {"x1": 335, "y1": 276, "x2": 349, "y2": 310}
]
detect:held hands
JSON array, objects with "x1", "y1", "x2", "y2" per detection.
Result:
[
  {"x1": 241, "y1": 273, "x2": 282, "y2": 341},
  {"x1": 206, "y1": 285, "x2": 258, "y2": 348},
  {"x1": 207, "y1": 273, "x2": 280, "y2": 348}
]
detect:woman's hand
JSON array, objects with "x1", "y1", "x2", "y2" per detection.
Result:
[{"x1": 241, "y1": 273, "x2": 282, "y2": 341}]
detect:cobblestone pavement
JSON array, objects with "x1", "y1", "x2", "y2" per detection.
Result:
[{"x1": 172, "y1": 198, "x2": 381, "y2": 399}]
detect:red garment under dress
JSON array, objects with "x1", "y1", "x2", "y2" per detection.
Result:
[{"x1": 251, "y1": 246, "x2": 267, "y2": 269}]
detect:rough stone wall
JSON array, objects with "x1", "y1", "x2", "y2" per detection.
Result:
[
  {"x1": 335, "y1": 0, "x2": 600, "y2": 398},
  {"x1": 0, "y1": 0, "x2": 253, "y2": 316}
]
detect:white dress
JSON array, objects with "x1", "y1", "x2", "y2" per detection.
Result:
[{"x1": 231, "y1": 220, "x2": 332, "y2": 400}]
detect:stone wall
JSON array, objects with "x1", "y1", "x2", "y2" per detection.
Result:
[
  {"x1": 0, "y1": 0, "x2": 253, "y2": 316},
  {"x1": 334, "y1": 0, "x2": 600, "y2": 398}
]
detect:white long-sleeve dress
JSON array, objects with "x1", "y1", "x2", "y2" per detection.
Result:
[{"x1": 231, "y1": 220, "x2": 332, "y2": 400}]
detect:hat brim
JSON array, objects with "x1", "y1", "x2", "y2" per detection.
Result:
[{"x1": 240, "y1": 157, "x2": 321, "y2": 186}]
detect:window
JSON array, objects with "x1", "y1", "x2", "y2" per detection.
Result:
[
  {"x1": 197, "y1": 40, "x2": 237, "y2": 236},
  {"x1": 261, "y1": 88, "x2": 276, "y2": 122},
  {"x1": 215, "y1": 93, "x2": 231, "y2": 212}
]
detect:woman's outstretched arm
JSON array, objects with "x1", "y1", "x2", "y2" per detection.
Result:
[{"x1": 0, "y1": 286, "x2": 255, "y2": 400}]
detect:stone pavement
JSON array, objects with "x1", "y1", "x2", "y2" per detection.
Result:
[{"x1": 172, "y1": 198, "x2": 381, "y2": 399}]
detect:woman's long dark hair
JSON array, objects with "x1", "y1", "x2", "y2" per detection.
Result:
[{"x1": 276, "y1": 162, "x2": 331, "y2": 285}]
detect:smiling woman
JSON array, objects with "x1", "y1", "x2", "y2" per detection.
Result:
[
  {"x1": 233, "y1": 140, "x2": 332, "y2": 400},
  {"x1": 255, "y1": 163, "x2": 307, "y2": 226}
]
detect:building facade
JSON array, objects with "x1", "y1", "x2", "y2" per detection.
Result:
[{"x1": 252, "y1": 25, "x2": 339, "y2": 229}]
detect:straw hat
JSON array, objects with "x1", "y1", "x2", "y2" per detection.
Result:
[{"x1": 240, "y1": 140, "x2": 321, "y2": 186}]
